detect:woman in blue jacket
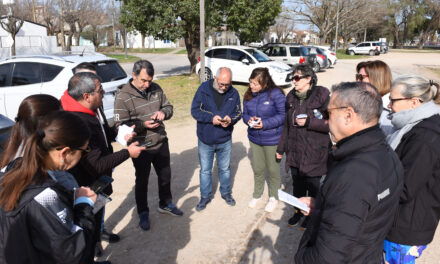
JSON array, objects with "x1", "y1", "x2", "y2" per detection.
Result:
[{"x1": 243, "y1": 67, "x2": 286, "y2": 212}]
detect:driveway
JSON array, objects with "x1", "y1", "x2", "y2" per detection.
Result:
[{"x1": 99, "y1": 51, "x2": 440, "y2": 264}]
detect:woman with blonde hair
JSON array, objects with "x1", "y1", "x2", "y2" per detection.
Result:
[
  {"x1": 384, "y1": 75, "x2": 440, "y2": 263},
  {"x1": 356, "y1": 60, "x2": 393, "y2": 134}
]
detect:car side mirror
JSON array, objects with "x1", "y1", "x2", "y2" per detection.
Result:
[{"x1": 241, "y1": 58, "x2": 250, "y2": 65}]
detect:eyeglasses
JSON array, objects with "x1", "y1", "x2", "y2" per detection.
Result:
[
  {"x1": 217, "y1": 81, "x2": 231, "y2": 88},
  {"x1": 322, "y1": 106, "x2": 349, "y2": 120},
  {"x1": 92, "y1": 85, "x2": 104, "y2": 95},
  {"x1": 389, "y1": 97, "x2": 423, "y2": 105},
  {"x1": 355, "y1": 73, "x2": 369, "y2": 81},
  {"x1": 292, "y1": 75, "x2": 308, "y2": 82},
  {"x1": 56, "y1": 145, "x2": 91, "y2": 156}
]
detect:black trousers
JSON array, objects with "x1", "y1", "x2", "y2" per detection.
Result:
[
  {"x1": 132, "y1": 141, "x2": 173, "y2": 214},
  {"x1": 291, "y1": 167, "x2": 321, "y2": 200}
]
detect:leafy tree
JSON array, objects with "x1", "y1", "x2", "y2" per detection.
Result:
[{"x1": 121, "y1": 0, "x2": 282, "y2": 73}]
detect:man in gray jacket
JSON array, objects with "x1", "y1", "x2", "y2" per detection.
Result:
[{"x1": 114, "y1": 60, "x2": 183, "y2": 231}]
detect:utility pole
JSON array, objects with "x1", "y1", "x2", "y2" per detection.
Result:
[
  {"x1": 333, "y1": 0, "x2": 339, "y2": 51},
  {"x1": 111, "y1": 0, "x2": 116, "y2": 49},
  {"x1": 59, "y1": 0, "x2": 65, "y2": 51},
  {"x1": 364, "y1": 28, "x2": 367, "y2": 42},
  {"x1": 199, "y1": 0, "x2": 205, "y2": 81}
]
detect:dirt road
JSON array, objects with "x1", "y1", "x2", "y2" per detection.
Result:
[{"x1": 99, "y1": 51, "x2": 440, "y2": 264}]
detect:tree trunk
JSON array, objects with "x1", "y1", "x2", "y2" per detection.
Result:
[
  {"x1": 141, "y1": 33, "x2": 145, "y2": 49},
  {"x1": 393, "y1": 27, "x2": 399, "y2": 49},
  {"x1": 66, "y1": 32, "x2": 73, "y2": 51},
  {"x1": 184, "y1": 23, "x2": 200, "y2": 73},
  {"x1": 418, "y1": 32, "x2": 429, "y2": 50},
  {"x1": 11, "y1": 33, "x2": 16, "y2": 56}
]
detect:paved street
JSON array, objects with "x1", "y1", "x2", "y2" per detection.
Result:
[{"x1": 100, "y1": 51, "x2": 440, "y2": 264}]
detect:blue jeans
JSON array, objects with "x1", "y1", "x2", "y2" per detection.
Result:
[{"x1": 198, "y1": 139, "x2": 232, "y2": 198}]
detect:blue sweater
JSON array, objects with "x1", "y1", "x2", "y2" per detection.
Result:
[
  {"x1": 191, "y1": 80, "x2": 242, "y2": 145},
  {"x1": 243, "y1": 88, "x2": 286, "y2": 146}
]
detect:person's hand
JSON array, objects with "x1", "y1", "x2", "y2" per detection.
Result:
[
  {"x1": 213, "y1": 115, "x2": 222, "y2": 125},
  {"x1": 276, "y1": 152, "x2": 283, "y2": 160},
  {"x1": 127, "y1": 141, "x2": 146, "y2": 158},
  {"x1": 124, "y1": 125, "x2": 136, "y2": 142},
  {"x1": 253, "y1": 118, "x2": 263, "y2": 129},
  {"x1": 298, "y1": 197, "x2": 315, "y2": 216},
  {"x1": 247, "y1": 116, "x2": 257, "y2": 126},
  {"x1": 295, "y1": 118, "x2": 306, "y2": 127},
  {"x1": 75, "y1": 187, "x2": 97, "y2": 203},
  {"x1": 220, "y1": 115, "x2": 231, "y2": 127},
  {"x1": 151, "y1": 111, "x2": 165, "y2": 121},
  {"x1": 144, "y1": 120, "x2": 160, "y2": 129}
]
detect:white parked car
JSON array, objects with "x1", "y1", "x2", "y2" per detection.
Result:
[
  {"x1": 0, "y1": 53, "x2": 130, "y2": 122},
  {"x1": 196, "y1": 46, "x2": 292, "y2": 86},
  {"x1": 346, "y1": 42, "x2": 380, "y2": 56},
  {"x1": 316, "y1": 46, "x2": 337, "y2": 67}
]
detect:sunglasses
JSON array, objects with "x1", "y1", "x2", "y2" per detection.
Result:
[
  {"x1": 322, "y1": 106, "x2": 348, "y2": 120},
  {"x1": 292, "y1": 75, "x2": 308, "y2": 82},
  {"x1": 389, "y1": 97, "x2": 423, "y2": 105},
  {"x1": 355, "y1": 73, "x2": 369, "y2": 81}
]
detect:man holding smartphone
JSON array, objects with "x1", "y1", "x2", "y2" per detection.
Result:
[
  {"x1": 191, "y1": 67, "x2": 242, "y2": 211},
  {"x1": 114, "y1": 60, "x2": 183, "y2": 231}
]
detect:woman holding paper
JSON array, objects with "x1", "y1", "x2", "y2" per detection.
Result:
[
  {"x1": 276, "y1": 64, "x2": 330, "y2": 228},
  {"x1": 243, "y1": 67, "x2": 286, "y2": 213}
]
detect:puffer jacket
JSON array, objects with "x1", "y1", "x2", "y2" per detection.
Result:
[
  {"x1": 295, "y1": 126, "x2": 404, "y2": 264},
  {"x1": 386, "y1": 114, "x2": 440, "y2": 246},
  {"x1": 0, "y1": 176, "x2": 95, "y2": 264},
  {"x1": 277, "y1": 85, "x2": 330, "y2": 176},
  {"x1": 191, "y1": 80, "x2": 242, "y2": 145},
  {"x1": 114, "y1": 80, "x2": 173, "y2": 150},
  {"x1": 242, "y1": 88, "x2": 286, "y2": 145}
]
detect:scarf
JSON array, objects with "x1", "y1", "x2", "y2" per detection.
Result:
[
  {"x1": 387, "y1": 101, "x2": 440, "y2": 150},
  {"x1": 295, "y1": 90, "x2": 308, "y2": 105}
]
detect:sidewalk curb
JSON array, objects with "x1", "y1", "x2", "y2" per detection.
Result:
[{"x1": 229, "y1": 210, "x2": 269, "y2": 263}]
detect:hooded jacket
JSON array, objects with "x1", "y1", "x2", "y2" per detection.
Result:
[
  {"x1": 277, "y1": 85, "x2": 330, "y2": 176},
  {"x1": 242, "y1": 88, "x2": 286, "y2": 146},
  {"x1": 295, "y1": 126, "x2": 404, "y2": 264},
  {"x1": 191, "y1": 80, "x2": 242, "y2": 145},
  {"x1": 0, "y1": 176, "x2": 95, "y2": 264},
  {"x1": 61, "y1": 91, "x2": 130, "y2": 195},
  {"x1": 386, "y1": 114, "x2": 440, "y2": 245}
]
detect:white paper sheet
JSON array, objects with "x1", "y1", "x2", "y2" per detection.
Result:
[
  {"x1": 278, "y1": 189, "x2": 310, "y2": 213},
  {"x1": 116, "y1": 124, "x2": 134, "y2": 146}
]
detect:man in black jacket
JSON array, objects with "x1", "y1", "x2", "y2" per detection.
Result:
[
  {"x1": 295, "y1": 82, "x2": 404, "y2": 264},
  {"x1": 61, "y1": 72, "x2": 145, "y2": 264}
]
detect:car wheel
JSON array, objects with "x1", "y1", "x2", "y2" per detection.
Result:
[
  {"x1": 369, "y1": 50, "x2": 375, "y2": 56},
  {"x1": 312, "y1": 63, "x2": 320, "y2": 73},
  {"x1": 327, "y1": 59, "x2": 332, "y2": 67},
  {"x1": 198, "y1": 67, "x2": 212, "y2": 82},
  {"x1": 349, "y1": 50, "x2": 355, "y2": 56}
]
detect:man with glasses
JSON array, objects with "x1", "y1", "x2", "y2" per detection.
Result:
[
  {"x1": 61, "y1": 72, "x2": 144, "y2": 264},
  {"x1": 294, "y1": 82, "x2": 404, "y2": 263},
  {"x1": 114, "y1": 60, "x2": 183, "y2": 232},
  {"x1": 191, "y1": 67, "x2": 242, "y2": 211}
]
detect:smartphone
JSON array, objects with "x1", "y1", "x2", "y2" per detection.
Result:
[
  {"x1": 90, "y1": 175, "x2": 114, "y2": 194},
  {"x1": 296, "y1": 114, "x2": 308, "y2": 119}
]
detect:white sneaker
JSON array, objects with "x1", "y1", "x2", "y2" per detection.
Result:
[
  {"x1": 265, "y1": 197, "x2": 278, "y2": 213},
  {"x1": 248, "y1": 197, "x2": 261, "y2": 208}
]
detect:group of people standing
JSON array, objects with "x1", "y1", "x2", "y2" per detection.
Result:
[
  {"x1": 191, "y1": 61, "x2": 440, "y2": 264},
  {"x1": 0, "y1": 56, "x2": 440, "y2": 264}
]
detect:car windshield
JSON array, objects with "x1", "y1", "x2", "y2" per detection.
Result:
[
  {"x1": 244, "y1": 49, "x2": 272, "y2": 62},
  {"x1": 89, "y1": 60, "x2": 127, "y2": 83}
]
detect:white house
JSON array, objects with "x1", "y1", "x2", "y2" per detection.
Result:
[
  {"x1": 0, "y1": 17, "x2": 62, "y2": 59},
  {"x1": 126, "y1": 30, "x2": 178, "y2": 49}
]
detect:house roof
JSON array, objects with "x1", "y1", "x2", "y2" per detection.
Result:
[{"x1": 0, "y1": 16, "x2": 47, "y2": 28}]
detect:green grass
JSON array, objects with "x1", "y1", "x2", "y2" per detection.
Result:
[
  {"x1": 176, "y1": 49, "x2": 188, "y2": 54},
  {"x1": 104, "y1": 54, "x2": 142, "y2": 63},
  {"x1": 390, "y1": 48, "x2": 440, "y2": 53},
  {"x1": 155, "y1": 74, "x2": 248, "y2": 123},
  {"x1": 336, "y1": 49, "x2": 368, "y2": 59},
  {"x1": 98, "y1": 47, "x2": 177, "y2": 54}
]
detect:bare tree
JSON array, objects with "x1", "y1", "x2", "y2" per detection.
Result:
[
  {"x1": 270, "y1": 11, "x2": 295, "y2": 43},
  {"x1": 0, "y1": 1, "x2": 26, "y2": 56}
]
